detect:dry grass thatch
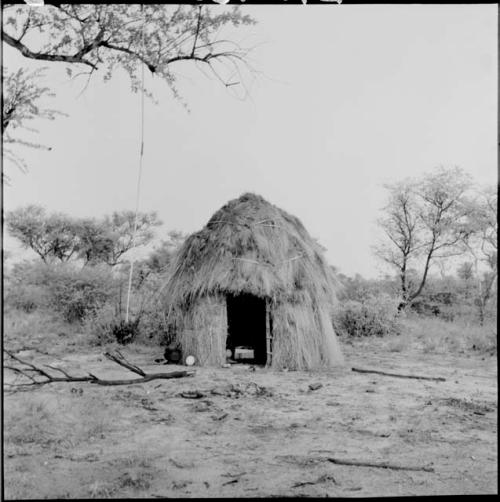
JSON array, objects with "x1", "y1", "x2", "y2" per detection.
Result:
[{"x1": 163, "y1": 193, "x2": 344, "y2": 370}]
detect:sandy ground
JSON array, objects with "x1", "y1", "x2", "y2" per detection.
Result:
[{"x1": 3, "y1": 338, "x2": 498, "y2": 498}]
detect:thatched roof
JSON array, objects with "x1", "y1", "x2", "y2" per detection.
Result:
[{"x1": 165, "y1": 193, "x2": 337, "y2": 306}]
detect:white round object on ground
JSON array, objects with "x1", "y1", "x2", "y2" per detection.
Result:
[{"x1": 185, "y1": 355, "x2": 195, "y2": 366}]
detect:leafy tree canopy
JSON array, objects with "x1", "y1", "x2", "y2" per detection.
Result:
[{"x1": 2, "y1": 3, "x2": 257, "y2": 101}]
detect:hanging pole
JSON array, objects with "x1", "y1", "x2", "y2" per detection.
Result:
[
  {"x1": 265, "y1": 299, "x2": 272, "y2": 367},
  {"x1": 125, "y1": 4, "x2": 146, "y2": 324}
]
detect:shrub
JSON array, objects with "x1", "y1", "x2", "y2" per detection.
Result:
[
  {"x1": 135, "y1": 302, "x2": 177, "y2": 346},
  {"x1": 4, "y1": 283, "x2": 48, "y2": 313},
  {"x1": 112, "y1": 319, "x2": 140, "y2": 345},
  {"x1": 82, "y1": 304, "x2": 120, "y2": 345},
  {"x1": 337, "y1": 274, "x2": 399, "y2": 303},
  {"x1": 46, "y1": 264, "x2": 117, "y2": 323},
  {"x1": 4, "y1": 260, "x2": 51, "y2": 312},
  {"x1": 48, "y1": 265, "x2": 117, "y2": 322},
  {"x1": 4, "y1": 260, "x2": 118, "y2": 323},
  {"x1": 334, "y1": 294, "x2": 402, "y2": 338},
  {"x1": 84, "y1": 304, "x2": 175, "y2": 346},
  {"x1": 124, "y1": 265, "x2": 176, "y2": 346}
]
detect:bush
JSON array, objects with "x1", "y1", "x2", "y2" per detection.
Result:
[
  {"x1": 124, "y1": 264, "x2": 177, "y2": 346},
  {"x1": 337, "y1": 274, "x2": 399, "y2": 303},
  {"x1": 4, "y1": 261, "x2": 50, "y2": 312},
  {"x1": 47, "y1": 264, "x2": 117, "y2": 323},
  {"x1": 4, "y1": 283, "x2": 48, "y2": 313},
  {"x1": 4, "y1": 261, "x2": 118, "y2": 323},
  {"x1": 112, "y1": 319, "x2": 140, "y2": 345},
  {"x1": 82, "y1": 270, "x2": 176, "y2": 346},
  {"x1": 6, "y1": 258, "x2": 177, "y2": 345},
  {"x1": 82, "y1": 304, "x2": 120, "y2": 345},
  {"x1": 334, "y1": 294, "x2": 402, "y2": 338},
  {"x1": 136, "y1": 302, "x2": 177, "y2": 346},
  {"x1": 84, "y1": 303, "x2": 175, "y2": 346}
]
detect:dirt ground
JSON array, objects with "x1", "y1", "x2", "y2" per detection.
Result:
[{"x1": 3, "y1": 337, "x2": 498, "y2": 498}]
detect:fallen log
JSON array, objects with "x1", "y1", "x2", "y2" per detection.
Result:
[
  {"x1": 3, "y1": 349, "x2": 195, "y2": 388},
  {"x1": 351, "y1": 367, "x2": 446, "y2": 382}
]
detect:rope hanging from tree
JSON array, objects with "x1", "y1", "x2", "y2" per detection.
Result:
[{"x1": 125, "y1": 4, "x2": 146, "y2": 323}]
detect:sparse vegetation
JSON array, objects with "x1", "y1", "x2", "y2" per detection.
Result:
[
  {"x1": 4, "y1": 209, "x2": 186, "y2": 346},
  {"x1": 334, "y1": 294, "x2": 402, "y2": 338},
  {"x1": 402, "y1": 315, "x2": 497, "y2": 355}
]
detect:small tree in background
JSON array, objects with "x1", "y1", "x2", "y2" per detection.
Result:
[
  {"x1": 6, "y1": 205, "x2": 162, "y2": 267},
  {"x1": 102, "y1": 211, "x2": 162, "y2": 266},
  {"x1": 6, "y1": 205, "x2": 80, "y2": 263},
  {"x1": 145, "y1": 230, "x2": 187, "y2": 273},
  {"x1": 76, "y1": 218, "x2": 116, "y2": 266},
  {"x1": 374, "y1": 166, "x2": 473, "y2": 310},
  {"x1": 459, "y1": 186, "x2": 498, "y2": 324}
]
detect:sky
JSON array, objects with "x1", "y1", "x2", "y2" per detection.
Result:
[{"x1": 2, "y1": 4, "x2": 498, "y2": 278}]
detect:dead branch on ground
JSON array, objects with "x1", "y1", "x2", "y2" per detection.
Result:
[
  {"x1": 326, "y1": 457, "x2": 435, "y2": 472},
  {"x1": 3, "y1": 349, "x2": 194, "y2": 388},
  {"x1": 292, "y1": 474, "x2": 337, "y2": 488},
  {"x1": 351, "y1": 367, "x2": 446, "y2": 382}
]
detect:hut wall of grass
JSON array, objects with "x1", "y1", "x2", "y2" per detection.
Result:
[
  {"x1": 163, "y1": 193, "x2": 345, "y2": 370},
  {"x1": 271, "y1": 297, "x2": 344, "y2": 370},
  {"x1": 176, "y1": 294, "x2": 227, "y2": 366}
]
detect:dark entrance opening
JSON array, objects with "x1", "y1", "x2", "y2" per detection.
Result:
[{"x1": 226, "y1": 293, "x2": 267, "y2": 365}]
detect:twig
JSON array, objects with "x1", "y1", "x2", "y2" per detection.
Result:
[
  {"x1": 293, "y1": 474, "x2": 337, "y2": 488},
  {"x1": 327, "y1": 457, "x2": 434, "y2": 472},
  {"x1": 351, "y1": 367, "x2": 446, "y2": 382},
  {"x1": 104, "y1": 350, "x2": 146, "y2": 376},
  {"x1": 293, "y1": 481, "x2": 316, "y2": 488},
  {"x1": 5, "y1": 350, "x2": 53, "y2": 379},
  {"x1": 222, "y1": 479, "x2": 239, "y2": 486},
  {"x1": 44, "y1": 364, "x2": 73, "y2": 379},
  {"x1": 4, "y1": 365, "x2": 37, "y2": 383},
  {"x1": 231, "y1": 257, "x2": 270, "y2": 267}
]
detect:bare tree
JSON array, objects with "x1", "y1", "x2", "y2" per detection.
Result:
[
  {"x1": 374, "y1": 181, "x2": 420, "y2": 307},
  {"x1": 374, "y1": 166, "x2": 473, "y2": 310},
  {"x1": 459, "y1": 186, "x2": 498, "y2": 324}
]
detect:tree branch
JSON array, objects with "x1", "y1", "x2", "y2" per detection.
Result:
[
  {"x1": 191, "y1": 6, "x2": 203, "y2": 57},
  {"x1": 326, "y1": 457, "x2": 435, "y2": 473},
  {"x1": 2, "y1": 31, "x2": 97, "y2": 69},
  {"x1": 103, "y1": 350, "x2": 145, "y2": 376},
  {"x1": 351, "y1": 367, "x2": 446, "y2": 382},
  {"x1": 4, "y1": 349, "x2": 194, "y2": 388}
]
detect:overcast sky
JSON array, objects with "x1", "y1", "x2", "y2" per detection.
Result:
[{"x1": 3, "y1": 4, "x2": 497, "y2": 278}]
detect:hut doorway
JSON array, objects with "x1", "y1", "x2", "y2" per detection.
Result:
[{"x1": 226, "y1": 293, "x2": 268, "y2": 365}]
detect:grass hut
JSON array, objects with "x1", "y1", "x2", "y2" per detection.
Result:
[{"x1": 163, "y1": 193, "x2": 344, "y2": 370}]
